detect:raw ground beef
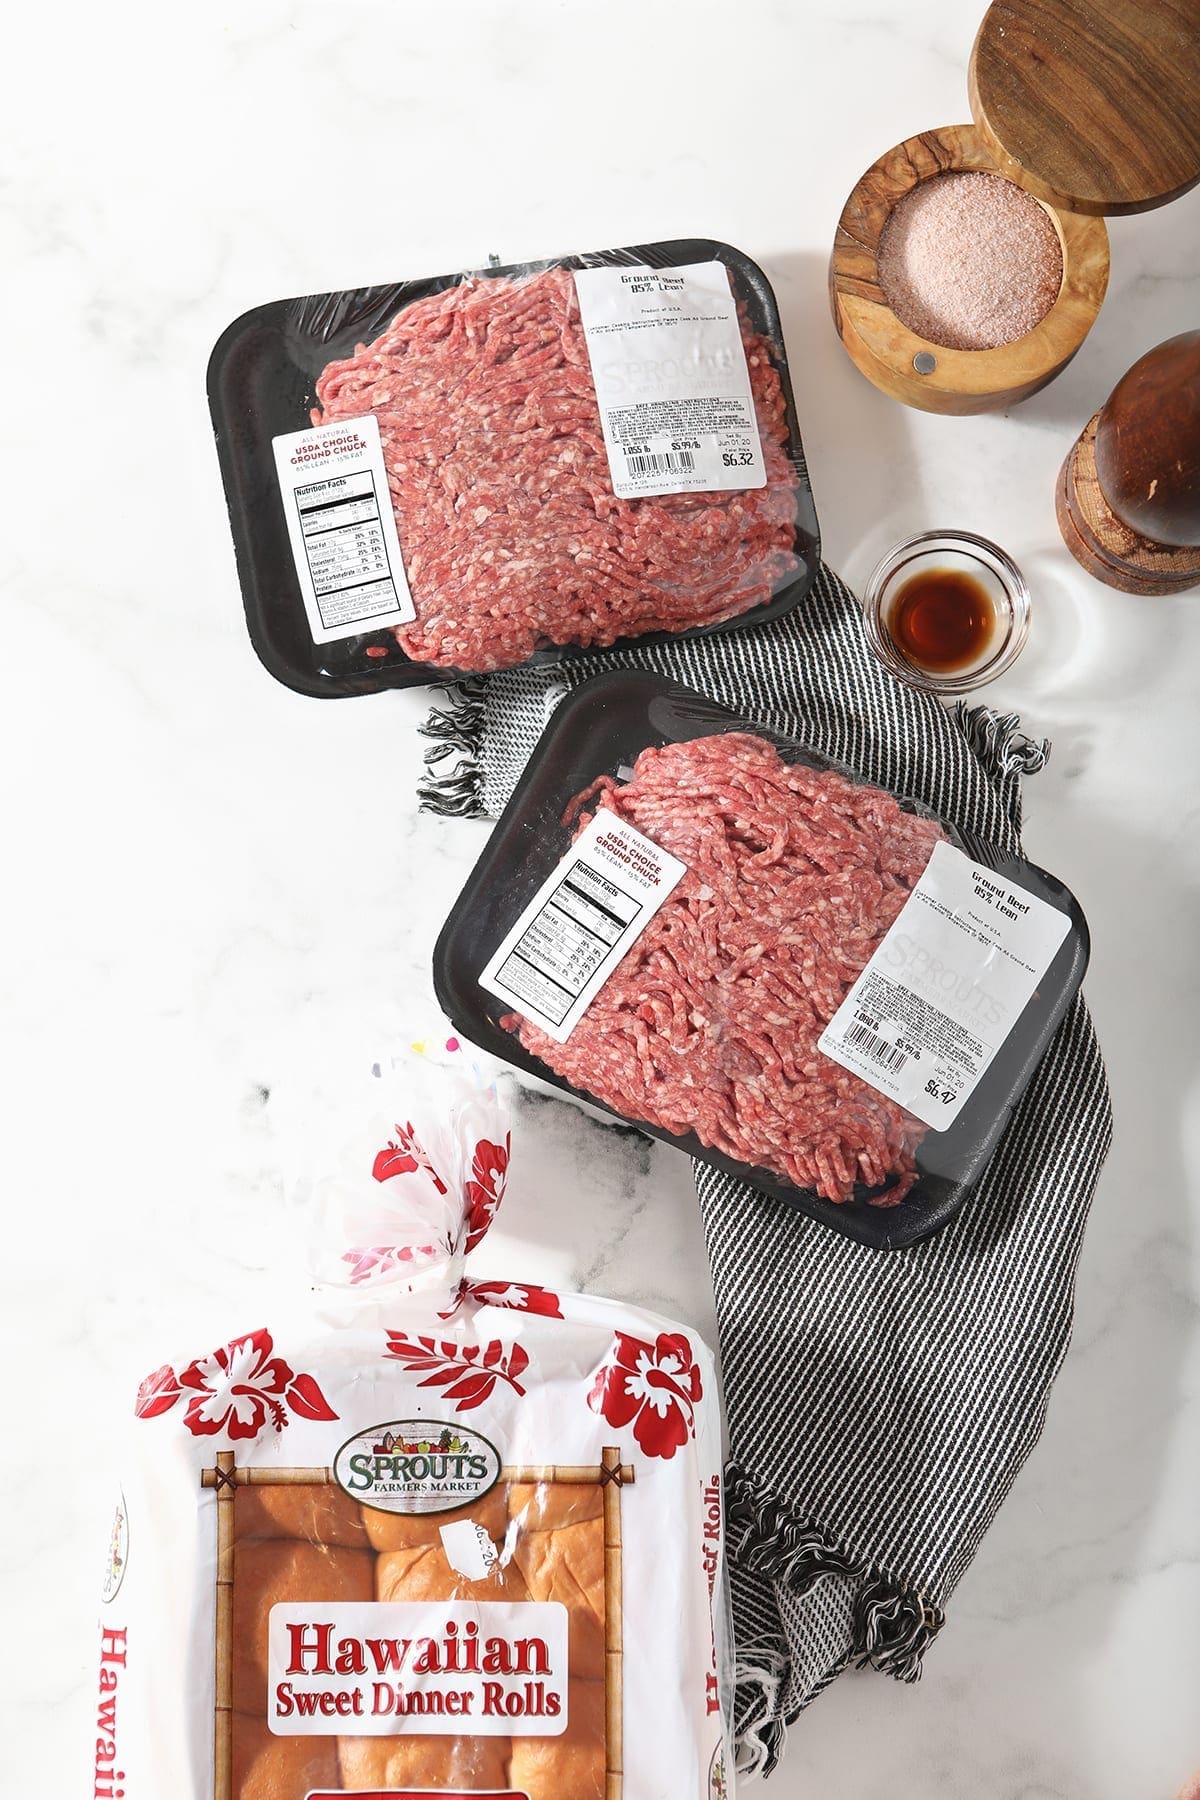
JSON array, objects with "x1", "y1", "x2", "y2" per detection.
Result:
[
  {"x1": 502, "y1": 733, "x2": 947, "y2": 1205},
  {"x1": 311, "y1": 267, "x2": 799, "y2": 672}
]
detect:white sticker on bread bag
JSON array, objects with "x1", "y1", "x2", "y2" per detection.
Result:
[
  {"x1": 573, "y1": 261, "x2": 767, "y2": 499},
  {"x1": 480, "y1": 812, "x2": 686, "y2": 1043},
  {"x1": 819, "y1": 839, "x2": 1072, "y2": 1129},
  {"x1": 272, "y1": 414, "x2": 416, "y2": 644}
]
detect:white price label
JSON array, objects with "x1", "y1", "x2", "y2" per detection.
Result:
[
  {"x1": 573, "y1": 262, "x2": 767, "y2": 499},
  {"x1": 819, "y1": 840, "x2": 1072, "y2": 1128},
  {"x1": 439, "y1": 1519, "x2": 499, "y2": 1582},
  {"x1": 272, "y1": 414, "x2": 415, "y2": 644},
  {"x1": 480, "y1": 811, "x2": 687, "y2": 1042}
]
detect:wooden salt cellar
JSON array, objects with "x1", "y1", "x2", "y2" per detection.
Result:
[
  {"x1": 829, "y1": 0, "x2": 1200, "y2": 414},
  {"x1": 829, "y1": 124, "x2": 1107, "y2": 415},
  {"x1": 1057, "y1": 332, "x2": 1200, "y2": 594}
]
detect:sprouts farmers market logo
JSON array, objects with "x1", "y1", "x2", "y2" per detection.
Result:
[{"x1": 334, "y1": 1419, "x2": 502, "y2": 1514}]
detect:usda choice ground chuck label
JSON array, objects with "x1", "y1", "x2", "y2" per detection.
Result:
[
  {"x1": 272, "y1": 415, "x2": 416, "y2": 644},
  {"x1": 573, "y1": 262, "x2": 768, "y2": 500},
  {"x1": 820, "y1": 840, "x2": 1072, "y2": 1129},
  {"x1": 480, "y1": 812, "x2": 687, "y2": 1043}
]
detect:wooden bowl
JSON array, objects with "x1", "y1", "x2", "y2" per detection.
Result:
[{"x1": 829, "y1": 124, "x2": 1110, "y2": 415}]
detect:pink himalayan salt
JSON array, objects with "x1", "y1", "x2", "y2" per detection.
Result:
[{"x1": 877, "y1": 171, "x2": 1063, "y2": 351}]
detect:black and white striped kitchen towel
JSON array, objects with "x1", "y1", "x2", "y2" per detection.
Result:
[{"x1": 419, "y1": 564, "x2": 1113, "y2": 1775}]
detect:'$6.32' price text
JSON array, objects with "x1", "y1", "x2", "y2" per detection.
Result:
[{"x1": 721, "y1": 450, "x2": 756, "y2": 467}]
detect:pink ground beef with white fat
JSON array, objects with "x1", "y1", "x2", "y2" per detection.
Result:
[
  {"x1": 502, "y1": 733, "x2": 947, "y2": 1205},
  {"x1": 311, "y1": 268, "x2": 799, "y2": 672}
]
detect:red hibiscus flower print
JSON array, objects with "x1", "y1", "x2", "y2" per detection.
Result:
[
  {"x1": 464, "y1": 1133, "x2": 510, "y2": 1253},
  {"x1": 372, "y1": 1120, "x2": 448, "y2": 1193},
  {"x1": 589, "y1": 1330, "x2": 703, "y2": 1460},
  {"x1": 135, "y1": 1329, "x2": 338, "y2": 1441},
  {"x1": 384, "y1": 1332, "x2": 529, "y2": 1413}
]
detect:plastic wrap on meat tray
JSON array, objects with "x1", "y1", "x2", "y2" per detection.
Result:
[
  {"x1": 207, "y1": 240, "x2": 820, "y2": 696},
  {"x1": 432, "y1": 672, "x2": 1091, "y2": 1250},
  {"x1": 500, "y1": 731, "x2": 948, "y2": 1207}
]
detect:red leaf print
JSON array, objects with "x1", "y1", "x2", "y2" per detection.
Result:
[
  {"x1": 383, "y1": 1330, "x2": 529, "y2": 1413},
  {"x1": 372, "y1": 1120, "x2": 448, "y2": 1193},
  {"x1": 395, "y1": 1120, "x2": 448, "y2": 1194},
  {"x1": 135, "y1": 1364, "x2": 181, "y2": 1420},
  {"x1": 442, "y1": 1371, "x2": 498, "y2": 1410},
  {"x1": 372, "y1": 1146, "x2": 419, "y2": 1183},
  {"x1": 589, "y1": 1329, "x2": 702, "y2": 1460},
  {"x1": 286, "y1": 1372, "x2": 338, "y2": 1422},
  {"x1": 343, "y1": 1243, "x2": 443, "y2": 1285},
  {"x1": 464, "y1": 1131, "x2": 511, "y2": 1253}
]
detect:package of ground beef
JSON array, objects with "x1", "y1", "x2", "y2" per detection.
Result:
[
  {"x1": 434, "y1": 671, "x2": 1090, "y2": 1249},
  {"x1": 208, "y1": 240, "x2": 819, "y2": 694},
  {"x1": 93, "y1": 1060, "x2": 732, "y2": 1798}
]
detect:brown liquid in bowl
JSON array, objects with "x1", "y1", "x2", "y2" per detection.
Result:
[{"x1": 886, "y1": 568, "x2": 998, "y2": 673}]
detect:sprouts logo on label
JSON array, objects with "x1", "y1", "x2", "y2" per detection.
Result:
[{"x1": 334, "y1": 1419, "x2": 502, "y2": 1515}]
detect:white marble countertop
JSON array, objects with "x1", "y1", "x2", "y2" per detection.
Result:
[{"x1": 4, "y1": 2, "x2": 1198, "y2": 1794}]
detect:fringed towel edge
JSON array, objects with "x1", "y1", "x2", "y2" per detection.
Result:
[
  {"x1": 953, "y1": 701, "x2": 1050, "y2": 781},
  {"x1": 734, "y1": 1634, "x2": 850, "y2": 1780},
  {"x1": 417, "y1": 678, "x2": 490, "y2": 816},
  {"x1": 726, "y1": 1462, "x2": 945, "y2": 1774},
  {"x1": 734, "y1": 1635, "x2": 791, "y2": 1780}
]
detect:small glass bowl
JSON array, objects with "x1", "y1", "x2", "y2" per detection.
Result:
[{"x1": 862, "y1": 530, "x2": 1031, "y2": 694}]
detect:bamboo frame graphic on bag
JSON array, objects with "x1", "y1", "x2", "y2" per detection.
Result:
[{"x1": 202, "y1": 1446, "x2": 634, "y2": 1800}]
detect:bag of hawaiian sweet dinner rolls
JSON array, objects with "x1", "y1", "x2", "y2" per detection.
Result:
[{"x1": 93, "y1": 1058, "x2": 733, "y2": 1800}]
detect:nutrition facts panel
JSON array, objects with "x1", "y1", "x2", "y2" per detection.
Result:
[
  {"x1": 295, "y1": 469, "x2": 400, "y2": 629},
  {"x1": 480, "y1": 811, "x2": 688, "y2": 1042},
  {"x1": 493, "y1": 860, "x2": 643, "y2": 1028},
  {"x1": 273, "y1": 414, "x2": 415, "y2": 644}
]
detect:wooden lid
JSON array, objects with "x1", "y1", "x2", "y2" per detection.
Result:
[
  {"x1": 1057, "y1": 411, "x2": 1200, "y2": 592},
  {"x1": 968, "y1": 0, "x2": 1200, "y2": 215}
]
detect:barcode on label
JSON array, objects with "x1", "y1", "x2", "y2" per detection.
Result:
[
  {"x1": 625, "y1": 449, "x2": 695, "y2": 476},
  {"x1": 845, "y1": 1021, "x2": 908, "y2": 1071}
]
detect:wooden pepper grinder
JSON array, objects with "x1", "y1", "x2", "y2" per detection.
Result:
[{"x1": 1057, "y1": 332, "x2": 1200, "y2": 594}]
